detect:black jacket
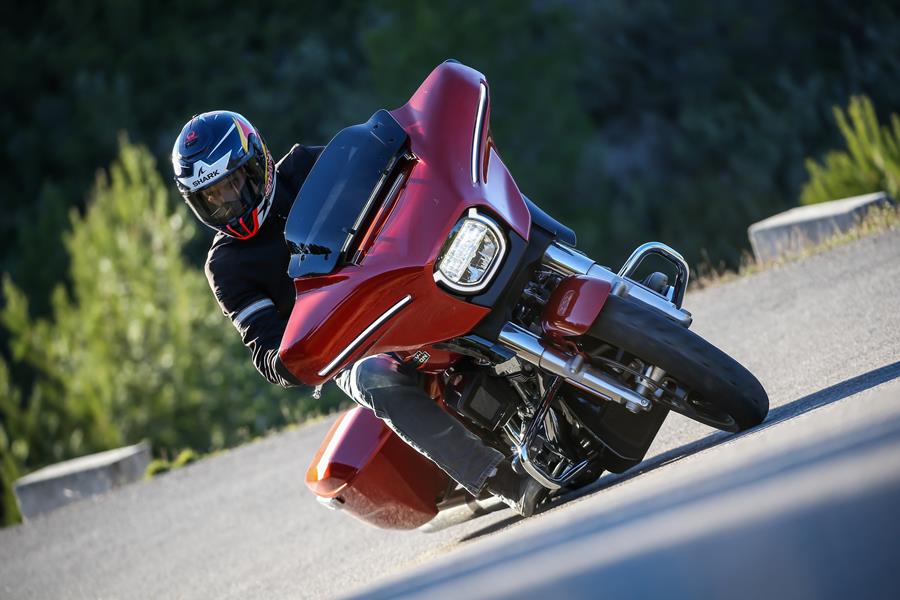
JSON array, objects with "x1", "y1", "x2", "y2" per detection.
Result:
[{"x1": 204, "y1": 144, "x2": 323, "y2": 387}]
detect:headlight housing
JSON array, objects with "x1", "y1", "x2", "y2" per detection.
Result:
[{"x1": 434, "y1": 208, "x2": 506, "y2": 293}]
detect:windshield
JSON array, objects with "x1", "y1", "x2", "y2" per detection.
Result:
[{"x1": 285, "y1": 110, "x2": 409, "y2": 278}]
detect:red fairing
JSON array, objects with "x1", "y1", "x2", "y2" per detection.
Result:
[
  {"x1": 306, "y1": 407, "x2": 450, "y2": 529},
  {"x1": 542, "y1": 275, "x2": 613, "y2": 341},
  {"x1": 280, "y1": 62, "x2": 532, "y2": 385}
]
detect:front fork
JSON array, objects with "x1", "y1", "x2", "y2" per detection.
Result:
[
  {"x1": 502, "y1": 240, "x2": 693, "y2": 414},
  {"x1": 496, "y1": 241, "x2": 693, "y2": 489},
  {"x1": 543, "y1": 241, "x2": 693, "y2": 325}
]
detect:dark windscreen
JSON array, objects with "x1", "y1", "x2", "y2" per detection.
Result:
[{"x1": 285, "y1": 109, "x2": 409, "y2": 278}]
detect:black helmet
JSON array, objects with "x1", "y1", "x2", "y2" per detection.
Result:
[{"x1": 172, "y1": 110, "x2": 275, "y2": 239}]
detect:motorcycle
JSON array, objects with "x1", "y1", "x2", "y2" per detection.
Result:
[{"x1": 281, "y1": 60, "x2": 769, "y2": 529}]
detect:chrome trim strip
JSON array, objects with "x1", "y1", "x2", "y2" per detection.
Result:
[
  {"x1": 433, "y1": 208, "x2": 507, "y2": 294},
  {"x1": 471, "y1": 82, "x2": 488, "y2": 183},
  {"x1": 316, "y1": 295, "x2": 413, "y2": 377},
  {"x1": 381, "y1": 168, "x2": 409, "y2": 215},
  {"x1": 340, "y1": 157, "x2": 397, "y2": 255}
]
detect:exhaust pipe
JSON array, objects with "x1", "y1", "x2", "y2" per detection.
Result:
[{"x1": 498, "y1": 322, "x2": 652, "y2": 413}]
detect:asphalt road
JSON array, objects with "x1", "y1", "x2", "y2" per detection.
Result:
[
  {"x1": 1, "y1": 230, "x2": 899, "y2": 599},
  {"x1": 356, "y1": 379, "x2": 900, "y2": 600}
]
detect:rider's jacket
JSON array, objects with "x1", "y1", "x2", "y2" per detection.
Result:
[{"x1": 204, "y1": 144, "x2": 323, "y2": 387}]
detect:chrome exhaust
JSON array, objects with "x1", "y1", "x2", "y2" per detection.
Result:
[{"x1": 498, "y1": 322, "x2": 653, "y2": 414}]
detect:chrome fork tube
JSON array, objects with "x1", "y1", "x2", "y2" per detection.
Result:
[{"x1": 498, "y1": 323, "x2": 652, "y2": 414}]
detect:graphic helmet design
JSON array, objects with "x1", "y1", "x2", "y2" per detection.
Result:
[{"x1": 172, "y1": 110, "x2": 276, "y2": 239}]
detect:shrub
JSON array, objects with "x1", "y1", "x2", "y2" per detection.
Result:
[{"x1": 801, "y1": 96, "x2": 900, "y2": 205}]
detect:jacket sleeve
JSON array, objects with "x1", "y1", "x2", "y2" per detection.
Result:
[
  {"x1": 333, "y1": 366, "x2": 360, "y2": 403},
  {"x1": 277, "y1": 144, "x2": 325, "y2": 192},
  {"x1": 205, "y1": 250, "x2": 302, "y2": 388}
]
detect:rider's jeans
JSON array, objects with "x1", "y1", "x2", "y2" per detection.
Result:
[{"x1": 334, "y1": 355, "x2": 504, "y2": 496}]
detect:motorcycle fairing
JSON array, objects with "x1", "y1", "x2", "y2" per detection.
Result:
[{"x1": 280, "y1": 62, "x2": 533, "y2": 385}]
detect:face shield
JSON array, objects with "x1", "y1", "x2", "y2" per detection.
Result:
[{"x1": 183, "y1": 155, "x2": 265, "y2": 227}]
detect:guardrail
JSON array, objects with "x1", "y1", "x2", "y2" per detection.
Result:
[{"x1": 748, "y1": 191, "x2": 892, "y2": 263}]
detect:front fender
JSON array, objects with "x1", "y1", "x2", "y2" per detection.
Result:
[{"x1": 541, "y1": 275, "x2": 613, "y2": 341}]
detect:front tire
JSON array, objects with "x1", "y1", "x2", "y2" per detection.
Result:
[{"x1": 586, "y1": 294, "x2": 768, "y2": 432}]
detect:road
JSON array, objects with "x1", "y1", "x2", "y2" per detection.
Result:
[{"x1": 1, "y1": 230, "x2": 899, "y2": 599}]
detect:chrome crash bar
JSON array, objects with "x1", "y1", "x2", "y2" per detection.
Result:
[
  {"x1": 542, "y1": 242, "x2": 693, "y2": 327},
  {"x1": 509, "y1": 376, "x2": 590, "y2": 490}
]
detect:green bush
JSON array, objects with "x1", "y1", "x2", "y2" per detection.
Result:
[
  {"x1": 143, "y1": 448, "x2": 199, "y2": 479},
  {"x1": 172, "y1": 448, "x2": 200, "y2": 469},
  {"x1": 0, "y1": 365, "x2": 23, "y2": 526},
  {"x1": 144, "y1": 458, "x2": 171, "y2": 479},
  {"x1": 801, "y1": 96, "x2": 900, "y2": 205}
]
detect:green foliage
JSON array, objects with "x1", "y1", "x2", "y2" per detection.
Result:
[
  {"x1": 144, "y1": 459, "x2": 171, "y2": 478},
  {"x1": 6, "y1": 2, "x2": 900, "y2": 298},
  {"x1": 361, "y1": 0, "x2": 592, "y2": 202},
  {"x1": 1, "y1": 0, "x2": 371, "y2": 305},
  {"x1": 0, "y1": 139, "x2": 343, "y2": 525},
  {"x1": 0, "y1": 361, "x2": 23, "y2": 526},
  {"x1": 801, "y1": 96, "x2": 900, "y2": 204},
  {"x1": 559, "y1": 1, "x2": 900, "y2": 266},
  {"x1": 144, "y1": 448, "x2": 200, "y2": 479},
  {"x1": 172, "y1": 448, "x2": 200, "y2": 469}
]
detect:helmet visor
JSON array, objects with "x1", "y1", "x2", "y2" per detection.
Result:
[{"x1": 184, "y1": 161, "x2": 264, "y2": 227}]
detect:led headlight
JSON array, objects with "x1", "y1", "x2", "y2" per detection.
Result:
[{"x1": 434, "y1": 208, "x2": 506, "y2": 293}]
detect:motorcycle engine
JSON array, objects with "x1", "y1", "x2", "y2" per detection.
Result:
[{"x1": 443, "y1": 367, "x2": 517, "y2": 431}]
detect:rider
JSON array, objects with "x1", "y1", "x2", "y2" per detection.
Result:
[{"x1": 171, "y1": 110, "x2": 545, "y2": 516}]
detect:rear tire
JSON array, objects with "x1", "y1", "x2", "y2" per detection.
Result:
[{"x1": 587, "y1": 294, "x2": 768, "y2": 432}]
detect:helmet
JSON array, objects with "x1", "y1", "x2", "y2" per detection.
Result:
[{"x1": 172, "y1": 111, "x2": 276, "y2": 239}]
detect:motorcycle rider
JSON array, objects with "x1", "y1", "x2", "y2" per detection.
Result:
[{"x1": 171, "y1": 110, "x2": 545, "y2": 516}]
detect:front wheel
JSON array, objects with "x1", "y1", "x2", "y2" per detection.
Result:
[{"x1": 585, "y1": 294, "x2": 769, "y2": 432}]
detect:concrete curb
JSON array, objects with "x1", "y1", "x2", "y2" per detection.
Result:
[
  {"x1": 13, "y1": 441, "x2": 151, "y2": 520},
  {"x1": 748, "y1": 191, "x2": 892, "y2": 263}
]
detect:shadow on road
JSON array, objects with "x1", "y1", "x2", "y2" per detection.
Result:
[
  {"x1": 382, "y1": 386, "x2": 900, "y2": 600},
  {"x1": 459, "y1": 360, "x2": 900, "y2": 544}
]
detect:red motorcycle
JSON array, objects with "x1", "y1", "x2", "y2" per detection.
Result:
[{"x1": 281, "y1": 61, "x2": 768, "y2": 529}]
